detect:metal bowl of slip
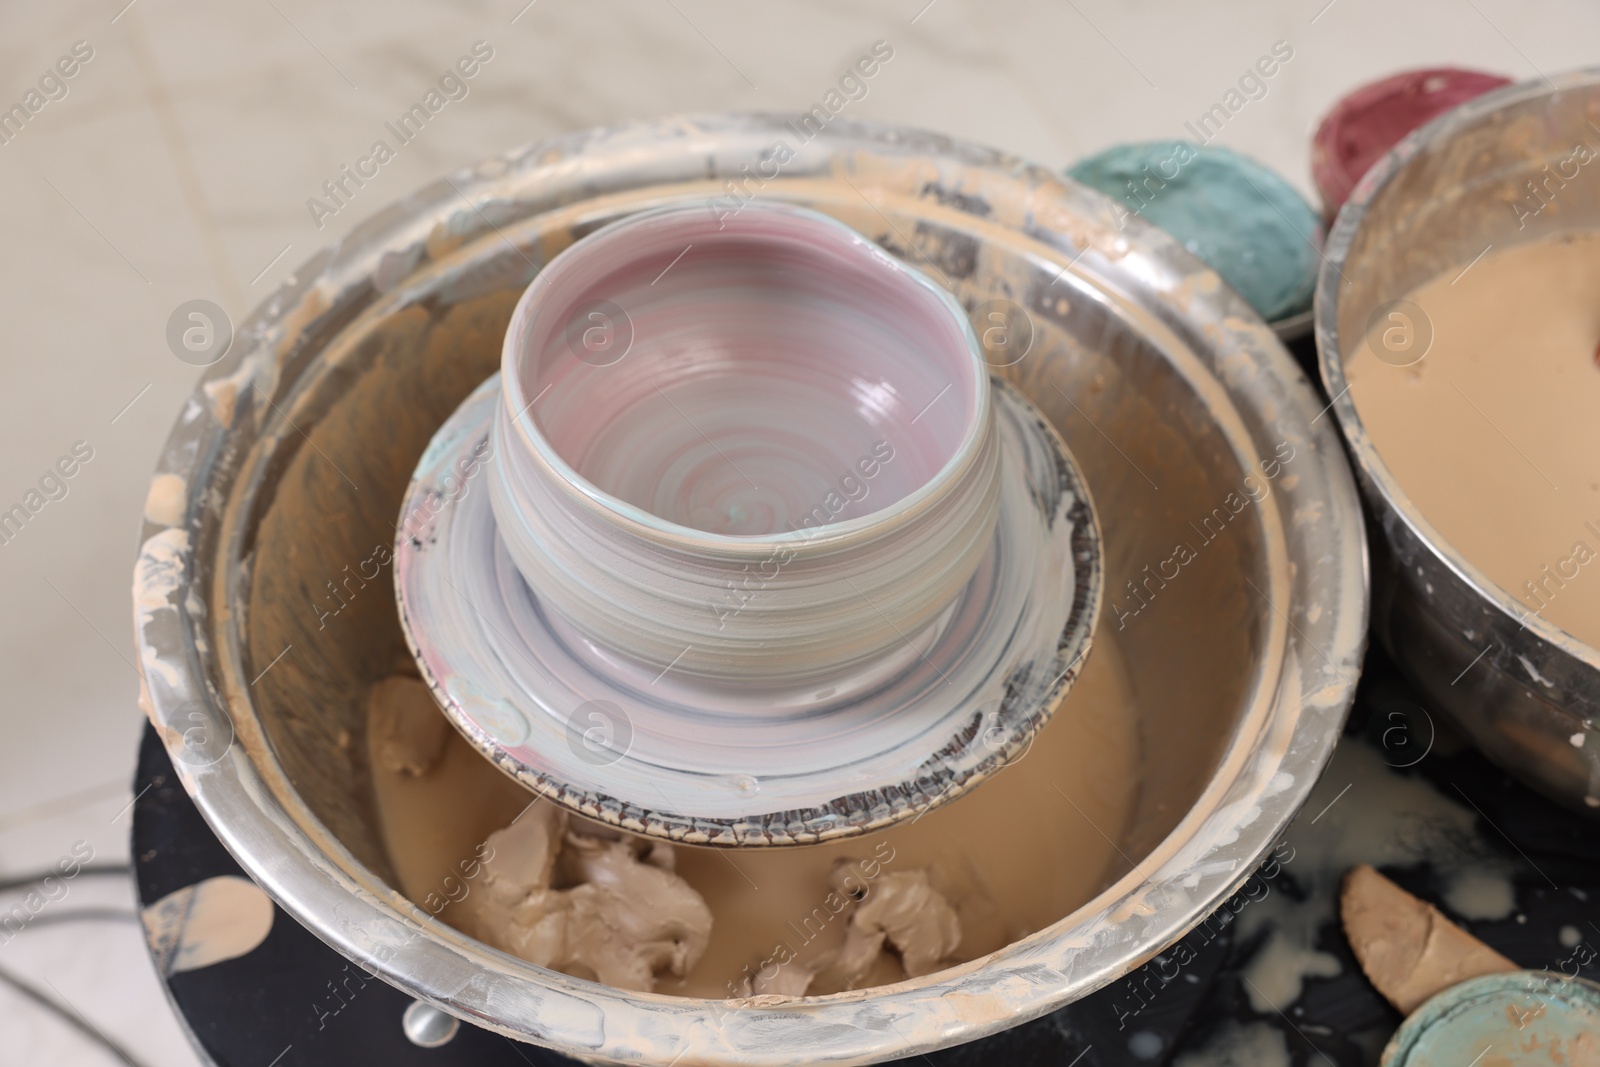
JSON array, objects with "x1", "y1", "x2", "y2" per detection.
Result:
[
  {"x1": 133, "y1": 114, "x2": 1366, "y2": 1064},
  {"x1": 1317, "y1": 70, "x2": 1600, "y2": 815}
]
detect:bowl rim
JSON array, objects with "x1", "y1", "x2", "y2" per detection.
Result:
[
  {"x1": 498, "y1": 199, "x2": 993, "y2": 556},
  {"x1": 1315, "y1": 69, "x2": 1600, "y2": 678},
  {"x1": 133, "y1": 112, "x2": 1368, "y2": 1065}
]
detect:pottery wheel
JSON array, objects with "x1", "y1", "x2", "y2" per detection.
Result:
[{"x1": 396, "y1": 371, "x2": 1102, "y2": 845}]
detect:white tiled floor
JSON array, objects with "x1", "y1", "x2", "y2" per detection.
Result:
[{"x1": 1, "y1": 1, "x2": 1594, "y2": 1063}]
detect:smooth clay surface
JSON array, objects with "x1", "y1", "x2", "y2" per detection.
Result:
[
  {"x1": 369, "y1": 622, "x2": 1143, "y2": 999},
  {"x1": 1345, "y1": 231, "x2": 1600, "y2": 648}
]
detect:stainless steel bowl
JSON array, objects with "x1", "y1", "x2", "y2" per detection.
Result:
[
  {"x1": 133, "y1": 114, "x2": 1367, "y2": 1065},
  {"x1": 1318, "y1": 71, "x2": 1600, "y2": 815}
]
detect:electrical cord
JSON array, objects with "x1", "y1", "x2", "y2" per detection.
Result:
[
  {"x1": 14, "y1": 908, "x2": 139, "y2": 929},
  {"x1": 0, "y1": 864, "x2": 133, "y2": 894},
  {"x1": 0, "y1": 866, "x2": 151, "y2": 1065},
  {"x1": 0, "y1": 960, "x2": 155, "y2": 1067}
]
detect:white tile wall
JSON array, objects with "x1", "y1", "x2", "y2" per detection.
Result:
[{"x1": 1, "y1": 1, "x2": 1593, "y2": 1063}]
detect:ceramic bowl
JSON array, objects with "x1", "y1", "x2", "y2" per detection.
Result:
[{"x1": 491, "y1": 201, "x2": 1000, "y2": 684}]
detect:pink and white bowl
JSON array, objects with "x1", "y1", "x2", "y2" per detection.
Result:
[{"x1": 492, "y1": 202, "x2": 1000, "y2": 685}]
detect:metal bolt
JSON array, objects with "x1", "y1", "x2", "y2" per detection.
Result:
[{"x1": 402, "y1": 1000, "x2": 460, "y2": 1048}]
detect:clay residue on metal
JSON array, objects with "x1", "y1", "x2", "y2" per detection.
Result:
[{"x1": 245, "y1": 290, "x2": 517, "y2": 879}]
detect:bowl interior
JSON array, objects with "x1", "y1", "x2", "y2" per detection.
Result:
[{"x1": 511, "y1": 203, "x2": 980, "y2": 536}]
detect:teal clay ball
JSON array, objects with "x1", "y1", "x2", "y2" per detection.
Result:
[{"x1": 1068, "y1": 142, "x2": 1322, "y2": 322}]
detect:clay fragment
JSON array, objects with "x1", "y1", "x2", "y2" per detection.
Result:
[{"x1": 1339, "y1": 863, "x2": 1515, "y2": 1015}]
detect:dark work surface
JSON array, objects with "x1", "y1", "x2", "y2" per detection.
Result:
[
  {"x1": 1284, "y1": 324, "x2": 1320, "y2": 384},
  {"x1": 134, "y1": 644, "x2": 1600, "y2": 1066}
]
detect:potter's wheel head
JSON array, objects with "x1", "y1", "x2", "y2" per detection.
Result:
[{"x1": 394, "y1": 374, "x2": 1102, "y2": 846}]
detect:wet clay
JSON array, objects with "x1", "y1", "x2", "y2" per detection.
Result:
[
  {"x1": 449, "y1": 802, "x2": 714, "y2": 992},
  {"x1": 669, "y1": 625, "x2": 1142, "y2": 998},
  {"x1": 369, "y1": 675, "x2": 451, "y2": 777},
  {"x1": 368, "y1": 625, "x2": 1143, "y2": 998},
  {"x1": 1346, "y1": 231, "x2": 1600, "y2": 647},
  {"x1": 1340, "y1": 864, "x2": 1514, "y2": 1015}
]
